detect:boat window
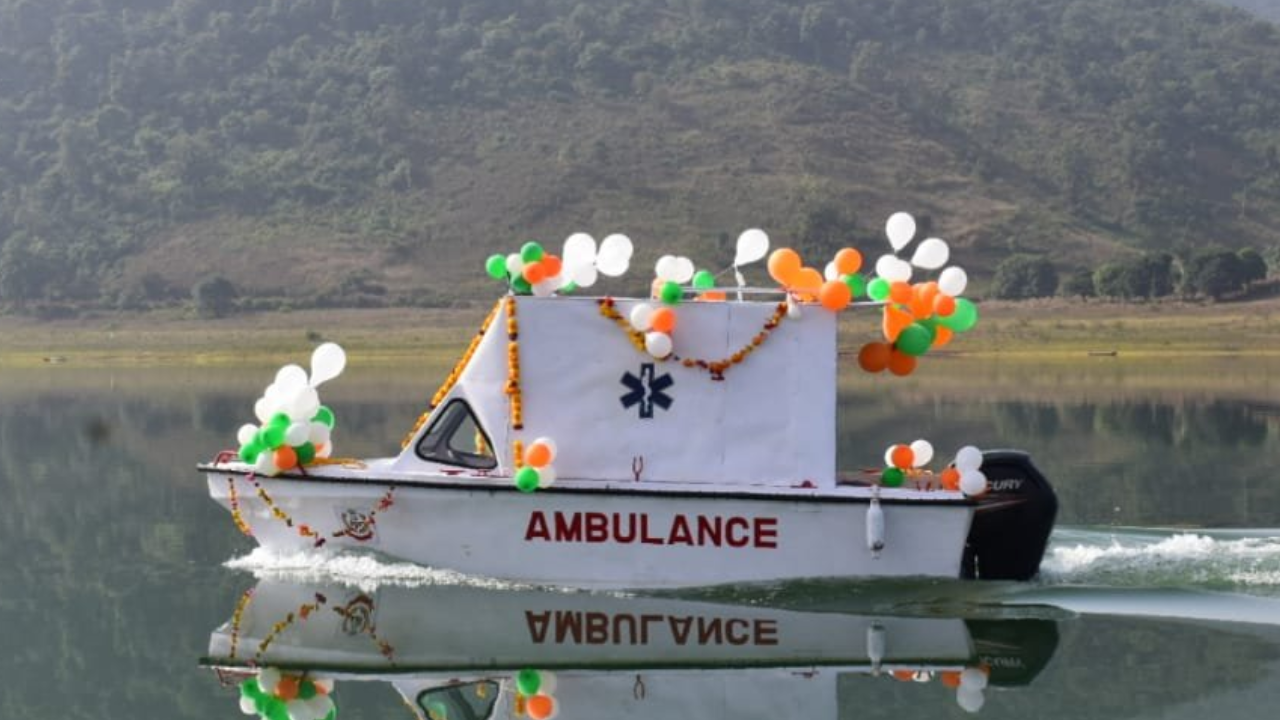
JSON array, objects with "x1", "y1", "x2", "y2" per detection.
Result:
[
  {"x1": 417, "y1": 681, "x2": 501, "y2": 720},
  {"x1": 415, "y1": 399, "x2": 498, "y2": 470}
]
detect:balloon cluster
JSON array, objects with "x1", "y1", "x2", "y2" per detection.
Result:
[
  {"x1": 626, "y1": 254, "x2": 708, "y2": 359},
  {"x1": 879, "y1": 441, "x2": 989, "y2": 497},
  {"x1": 515, "y1": 437, "x2": 558, "y2": 492},
  {"x1": 485, "y1": 234, "x2": 633, "y2": 296},
  {"x1": 236, "y1": 343, "x2": 345, "y2": 476},
  {"x1": 514, "y1": 669, "x2": 560, "y2": 720},
  {"x1": 858, "y1": 212, "x2": 978, "y2": 377},
  {"x1": 766, "y1": 245, "x2": 865, "y2": 311},
  {"x1": 238, "y1": 669, "x2": 336, "y2": 720},
  {"x1": 889, "y1": 666, "x2": 989, "y2": 714}
]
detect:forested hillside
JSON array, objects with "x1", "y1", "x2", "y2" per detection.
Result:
[{"x1": 1, "y1": 0, "x2": 1278, "y2": 314}]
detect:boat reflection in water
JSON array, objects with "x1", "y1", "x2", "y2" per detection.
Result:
[{"x1": 204, "y1": 581, "x2": 1058, "y2": 718}]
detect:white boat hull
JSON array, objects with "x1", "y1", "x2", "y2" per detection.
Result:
[{"x1": 206, "y1": 469, "x2": 974, "y2": 589}]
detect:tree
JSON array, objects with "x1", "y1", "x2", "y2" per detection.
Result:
[
  {"x1": 192, "y1": 275, "x2": 238, "y2": 318},
  {"x1": 1183, "y1": 248, "x2": 1251, "y2": 300},
  {"x1": 1090, "y1": 253, "x2": 1175, "y2": 299},
  {"x1": 991, "y1": 255, "x2": 1059, "y2": 299},
  {"x1": 1060, "y1": 268, "x2": 1096, "y2": 298}
]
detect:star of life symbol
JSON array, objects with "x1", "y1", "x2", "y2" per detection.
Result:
[{"x1": 620, "y1": 363, "x2": 674, "y2": 419}]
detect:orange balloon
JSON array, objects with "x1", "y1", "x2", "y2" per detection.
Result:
[
  {"x1": 857, "y1": 342, "x2": 891, "y2": 373},
  {"x1": 940, "y1": 671, "x2": 963, "y2": 688},
  {"x1": 527, "y1": 694, "x2": 556, "y2": 720},
  {"x1": 276, "y1": 676, "x2": 300, "y2": 701},
  {"x1": 541, "y1": 254, "x2": 563, "y2": 278},
  {"x1": 794, "y1": 266, "x2": 823, "y2": 292},
  {"x1": 892, "y1": 670, "x2": 915, "y2": 682},
  {"x1": 819, "y1": 279, "x2": 852, "y2": 311},
  {"x1": 524, "y1": 442, "x2": 552, "y2": 469},
  {"x1": 933, "y1": 325, "x2": 954, "y2": 347},
  {"x1": 833, "y1": 247, "x2": 863, "y2": 275},
  {"x1": 918, "y1": 281, "x2": 940, "y2": 307},
  {"x1": 940, "y1": 467, "x2": 961, "y2": 491},
  {"x1": 700, "y1": 290, "x2": 727, "y2": 302},
  {"x1": 523, "y1": 261, "x2": 547, "y2": 285},
  {"x1": 887, "y1": 348, "x2": 917, "y2": 376},
  {"x1": 890, "y1": 444, "x2": 915, "y2": 469},
  {"x1": 909, "y1": 292, "x2": 933, "y2": 319},
  {"x1": 882, "y1": 305, "x2": 914, "y2": 343},
  {"x1": 934, "y1": 293, "x2": 956, "y2": 317},
  {"x1": 650, "y1": 306, "x2": 677, "y2": 333},
  {"x1": 274, "y1": 445, "x2": 298, "y2": 471},
  {"x1": 768, "y1": 248, "x2": 802, "y2": 286},
  {"x1": 889, "y1": 281, "x2": 913, "y2": 305}
]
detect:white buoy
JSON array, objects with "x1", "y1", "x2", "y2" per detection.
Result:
[
  {"x1": 867, "y1": 493, "x2": 885, "y2": 557},
  {"x1": 866, "y1": 622, "x2": 886, "y2": 675}
]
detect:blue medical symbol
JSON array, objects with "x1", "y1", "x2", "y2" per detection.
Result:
[{"x1": 620, "y1": 363, "x2": 674, "y2": 419}]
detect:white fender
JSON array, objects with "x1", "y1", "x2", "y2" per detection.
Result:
[
  {"x1": 866, "y1": 622, "x2": 886, "y2": 675},
  {"x1": 866, "y1": 494, "x2": 885, "y2": 557}
]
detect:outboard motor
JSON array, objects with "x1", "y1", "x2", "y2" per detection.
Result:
[{"x1": 961, "y1": 450, "x2": 1057, "y2": 581}]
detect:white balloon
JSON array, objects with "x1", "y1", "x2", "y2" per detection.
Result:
[
  {"x1": 264, "y1": 382, "x2": 288, "y2": 405},
  {"x1": 286, "y1": 699, "x2": 307, "y2": 720},
  {"x1": 960, "y1": 667, "x2": 989, "y2": 690},
  {"x1": 506, "y1": 253, "x2": 524, "y2": 276},
  {"x1": 875, "y1": 254, "x2": 913, "y2": 283},
  {"x1": 955, "y1": 445, "x2": 983, "y2": 472},
  {"x1": 275, "y1": 364, "x2": 308, "y2": 392},
  {"x1": 316, "y1": 442, "x2": 333, "y2": 459},
  {"x1": 960, "y1": 469, "x2": 988, "y2": 497},
  {"x1": 939, "y1": 266, "x2": 968, "y2": 296},
  {"x1": 258, "y1": 668, "x2": 281, "y2": 695},
  {"x1": 288, "y1": 387, "x2": 321, "y2": 422},
  {"x1": 672, "y1": 256, "x2": 695, "y2": 284},
  {"x1": 956, "y1": 685, "x2": 986, "y2": 713},
  {"x1": 562, "y1": 233, "x2": 596, "y2": 269},
  {"x1": 885, "y1": 212, "x2": 917, "y2": 251},
  {"x1": 532, "y1": 436, "x2": 558, "y2": 460},
  {"x1": 237, "y1": 423, "x2": 259, "y2": 446},
  {"x1": 569, "y1": 261, "x2": 599, "y2": 288},
  {"x1": 253, "y1": 397, "x2": 275, "y2": 424},
  {"x1": 909, "y1": 439, "x2": 934, "y2": 467},
  {"x1": 655, "y1": 255, "x2": 680, "y2": 281},
  {"x1": 239, "y1": 696, "x2": 258, "y2": 715},
  {"x1": 645, "y1": 331, "x2": 673, "y2": 358},
  {"x1": 309, "y1": 421, "x2": 332, "y2": 447},
  {"x1": 629, "y1": 303, "x2": 655, "y2": 331},
  {"x1": 309, "y1": 342, "x2": 346, "y2": 387},
  {"x1": 786, "y1": 294, "x2": 802, "y2": 318},
  {"x1": 537, "y1": 465, "x2": 557, "y2": 488},
  {"x1": 539, "y1": 671, "x2": 558, "y2": 694},
  {"x1": 285, "y1": 422, "x2": 310, "y2": 447},
  {"x1": 910, "y1": 237, "x2": 950, "y2": 270},
  {"x1": 531, "y1": 279, "x2": 557, "y2": 297},
  {"x1": 597, "y1": 234, "x2": 633, "y2": 277},
  {"x1": 883, "y1": 445, "x2": 898, "y2": 468},
  {"x1": 735, "y1": 228, "x2": 769, "y2": 266},
  {"x1": 824, "y1": 261, "x2": 839, "y2": 281},
  {"x1": 313, "y1": 678, "x2": 335, "y2": 695},
  {"x1": 254, "y1": 452, "x2": 278, "y2": 476}
]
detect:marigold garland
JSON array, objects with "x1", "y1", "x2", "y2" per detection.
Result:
[
  {"x1": 228, "y1": 476, "x2": 254, "y2": 537},
  {"x1": 404, "y1": 300, "x2": 503, "y2": 449},
  {"x1": 512, "y1": 439, "x2": 525, "y2": 469},
  {"x1": 254, "y1": 594, "x2": 327, "y2": 661},
  {"x1": 238, "y1": 474, "x2": 394, "y2": 548},
  {"x1": 228, "y1": 587, "x2": 255, "y2": 660},
  {"x1": 597, "y1": 299, "x2": 788, "y2": 381},
  {"x1": 505, "y1": 295, "x2": 524, "y2": 430}
]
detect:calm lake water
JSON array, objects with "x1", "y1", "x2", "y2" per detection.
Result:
[{"x1": 1, "y1": 356, "x2": 1279, "y2": 718}]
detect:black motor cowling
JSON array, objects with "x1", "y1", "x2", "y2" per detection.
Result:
[{"x1": 961, "y1": 450, "x2": 1057, "y2": 581}]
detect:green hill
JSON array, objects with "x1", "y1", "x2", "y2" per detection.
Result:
[{"x1": 1, "y1": 0, "x2": 1278, "y2": 315}]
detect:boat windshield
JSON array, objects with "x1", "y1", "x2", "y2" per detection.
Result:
[
  {"x1": 415, "y1": 399, "x2": 498, "y2": 470},
  {"x1": 417, "y1": 681, "x2": 500, "y2": 720}
]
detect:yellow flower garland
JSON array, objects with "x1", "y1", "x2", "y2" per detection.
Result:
[
  {"x1": 505, "y1": 295, "x2": 523, "y2": 430},
  {"x1": 403, "y1": 300, "x2": 503, "y2": 449}
]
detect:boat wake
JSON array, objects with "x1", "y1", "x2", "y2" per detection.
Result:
[
  {"x1": 1039, "y1": 528, "x2": 1280, "y2": 594},
  {"x1": 224, "y1": 547, "x2": 533, "y2": 592}
]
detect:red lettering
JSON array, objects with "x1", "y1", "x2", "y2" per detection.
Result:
[
  {"x1": 696, "y1": 515, "x2": 723, "y2": 546},
  {"x1": 613, "y1": 512, "x2": 637, "y2": 543},
  {"x1": 755, "y1": 619, "x2": 779, "y2": 646},
  {"x1": 554, "y1": 512, "x2": 583, "y2": 542},
  {"x1": 668, "y1": 515, "x2": 694, "y2": 545},
  {"x1": 669, "y1": 616, "x2": 693, "y2": 645},
  {"x1": 586, "y1": 612, "x2": 608, "y2": 644},
  {"x1": 697, "y1": 618, "x2": 724, "y2": 644},
  {"x1": 525, "y1": 512, "x2": 550, "y2": 541},
  {"x1": 585, "y1": 512, "x2": 608, "y2": 542},
  {"x1": 555, "y1": 611, "x2": 581, "y2": 643},
  {"x1": 525, "y1": 611, "x2": 551, "y2": 643},
  {"x1": 640, "y1": 614, "x2": 663, "y2": 645},
  {"x1": 640, "y1": 515, "x2": 664, "y2": 545},
  {"x1": 613, "y1": 613, "x2": 639, "y2": 645},
  {"x1": 754, "y1": 517, "x2": 778, "y2": 549},
  {"x1": 726, "y1": 517, "x2": 751, "y2": 547},
  {"x1": 725, "y1": 618, "x2": 750, "y2": 645}
]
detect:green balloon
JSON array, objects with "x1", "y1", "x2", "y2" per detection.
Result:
[
  {"x1": 842, "y1": 273, "x2": 866, "y2": 298},
  {"x1": 520, "y1": 241, "x2": 545, "y2": 264},
  {"x1": 561, "y1": 281, "x2": 578, "y2": 294},
  {"x1": 325, "y1": 708, "x2": 337, "y2": 720},
  {"x1": 660, "y1": 280, "x2": 683, "y2": 305},
  {"x1": 296, "y1": 442, "x2": 316, "y2": 465},
  {"x1": 895, "y1": 323, "x2": 935, "y2": 356},
  {"x1": 312, "y1": 405, "x2": 336, "y2": 429},
  {"x1": 240, "y1": 679, "x2": 265, "y2": 701},
  {"x1": 511, "y1": 275, "x2": 532, "y2": 295},
  {"x1": 269, "y1": 413, "x2": 291, "y2": 429},
  {"x1": 940, "y1": 297, "x2": 979, "y2": 332},
  {"x1": 260, "y1": 424, "x2": 286, "y2": 449},
  {"x1": 516, "y1": 668, "x2": 542, "y2": 695},
  {"x1": 867, "y1": 277, "x2": 890, "y2": 301},
  {"x1": 692, "y1": 270, "x2": 716, "y2": 290},
  {"x1": 881, "y1": 467, "x2": 905, "y2": 487},
  {"x1": 239, "y1": 441, "x2": 264, "y2": 464},
  {"x1": 515, "y1": 467, "x2": 540, "y2": 493},
  {"x1": 299, "y1": 680, "x2": 317, "y2": 701},
  {"x1": 485, "y1": 254, "x2": 507, "y2": 280}
]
